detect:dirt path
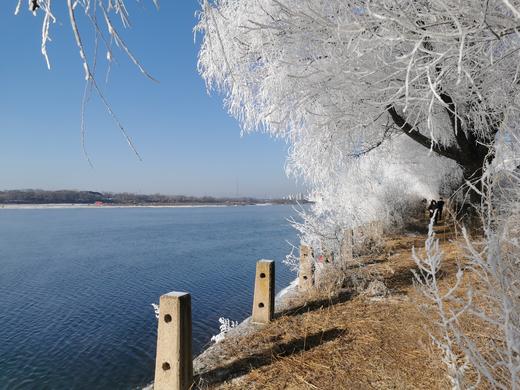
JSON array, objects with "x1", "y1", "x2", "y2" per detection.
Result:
[{"x1": 195, "y1": 223, "x2": 465, "y2": 389}]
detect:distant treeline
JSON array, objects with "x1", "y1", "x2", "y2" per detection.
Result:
[{"x1": 0, "y1": 190, "x2": 309, "y2": 205}]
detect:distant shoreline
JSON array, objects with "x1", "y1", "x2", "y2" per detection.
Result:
[
  {"x1": 0, "y1": 190, "x2": 309, "y2": 207},
  {"x1": 0, "y1": 203, "x2": 281, "y2": 210}
]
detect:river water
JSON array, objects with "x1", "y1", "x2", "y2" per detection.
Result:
[{"x1": 0, "y1": 205, "x2": 298, "y2": 389}]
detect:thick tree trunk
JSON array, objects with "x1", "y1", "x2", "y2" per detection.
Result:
[
  {"x1": 461, "y1": 156, "x2": 488, "y2": 206},
  {"x1": 387, "y1": 104, "x2": 495, "y2": 208}
]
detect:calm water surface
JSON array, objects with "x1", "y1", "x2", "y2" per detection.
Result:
[{"x1": 0, "y1": 205, "x2": 298, "y2": 389}]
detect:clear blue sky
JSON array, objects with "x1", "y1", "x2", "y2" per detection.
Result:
[{"x1": 0, "y1": 1, "x2": 301, "y2": 198}]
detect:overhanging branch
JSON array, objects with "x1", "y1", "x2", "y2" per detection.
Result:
[
  {"x1": 348, "y1": 121, "x2": 395, "y2": 158},
  {"x1": 386, "y1": 105, "x2": 462, "y2": 162}
]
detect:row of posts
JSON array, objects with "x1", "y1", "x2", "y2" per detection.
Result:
[{"x1": 153, "y1": 232, "x2": 355, "y2": 389}]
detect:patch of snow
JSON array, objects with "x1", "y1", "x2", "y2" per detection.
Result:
[{"x1": 275, "y1": 277, "x2": 298, "y2": 301}]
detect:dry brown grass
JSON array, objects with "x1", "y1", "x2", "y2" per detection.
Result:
[{"x1": 195, "y1": 222, "x2": 484, "y2": 389}]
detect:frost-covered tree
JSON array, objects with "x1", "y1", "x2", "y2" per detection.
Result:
[
  {"x1": 197, "y1": 9, "x2": 520, "y2": 374},
  {"x1": 196, "y1": 0, "x2": 520, "y2": 201}
]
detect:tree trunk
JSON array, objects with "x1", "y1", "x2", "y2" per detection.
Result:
[{"x1": 387, "y1": 104, "x2": 495, "y2": 208}]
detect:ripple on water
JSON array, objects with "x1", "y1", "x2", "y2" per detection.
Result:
[{"x1": 0, "y1": 206, "x2": 299, "y2": 389}]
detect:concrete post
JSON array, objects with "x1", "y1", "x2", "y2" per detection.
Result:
[
  {"x1": 252, "y1": 260, "x2": 275, "y2": 324},
  {"x1": 319, "y1": 239, "x2": 334, "y2": 264},
  {"x1": 323, "y1": 248, "x2": 334, "y2": 263},
  {"x1": 299, "y1": 245, "x2": 314, "y2": 290},
  {"x1": 341, "y1": 229, "x2": 353, "y2": 263},
  {"x1": 154, "y1": 292, "x2": 193, "y2": 390}
]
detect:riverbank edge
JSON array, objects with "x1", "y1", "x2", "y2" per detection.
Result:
[{"x1": 143, "y1": 277, "x2": 300, "y2": 390}]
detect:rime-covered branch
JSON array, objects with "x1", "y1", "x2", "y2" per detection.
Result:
[{"x1": 14, "y1": 0, "x2": 159, "y2": 160}]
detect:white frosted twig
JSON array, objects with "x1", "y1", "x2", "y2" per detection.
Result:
[
  {"x1": 15, "y1": 0, "x2": 159, "y2": 162},
  {"x1": 210, "y1": 317, "x2": 238, "y2": 343},
  {"x1": 14, "y1": 0, "x2": 23, "y2": 15},
  {"x1": 67, "y1": 0, "x2": 142, "y2": 160},
  {"x1": 501, "y1": 0, "x2": 520, "y2": 19},
  {"x1": 412, "y1": 215, "x2": 470, "y2": 389},
  {"x1": 100, "y1": 5, "x2": 158, "y2": 82}
]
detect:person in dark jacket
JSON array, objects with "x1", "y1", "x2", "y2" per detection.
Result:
[
  {"x1": 428, "y1": 200, "x2": 437, "y2": 222},
  {"x1": 436, "y1": 197, "x2": 445, "y2": 221}
]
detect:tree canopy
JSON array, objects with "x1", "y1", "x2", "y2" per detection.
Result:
[{"x1": 196, "y1": 0, "x2": 520, "y2": 235}]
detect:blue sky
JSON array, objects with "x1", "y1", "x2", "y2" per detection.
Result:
[{"x1": 0, "y1": 1, "x2": 300, "y2": 198}]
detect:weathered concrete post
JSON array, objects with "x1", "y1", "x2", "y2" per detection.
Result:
[
  {"x1": 323, "y1": 248, "x2": 334, "y2": 263},
  {"x1": 319, "y1": 239, "x2": 334, "y2": 264},
  {"x1": 252, "y1": 260, "x2": 275, "y2": 324},
  {"x1": 154, "y1": 292, "x2": 193, "y2": 390},
  {"x1": 341, "y1": 229, "x2": 354, "y2": 263},
  {"x1": 299, "y1": 245, "x2": 314, "y2": 290}
]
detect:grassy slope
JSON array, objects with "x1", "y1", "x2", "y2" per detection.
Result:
[{"x1": 197, "y1": 222, "x2": 467, "y2": 389}]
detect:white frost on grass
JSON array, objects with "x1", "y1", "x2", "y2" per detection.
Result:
[
  {"x1": 210, "y1": 317, "x2": 238, "y2": 344},
  {"x1": 151, "y1": 303, "x2": 160, "y2": 319}
]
